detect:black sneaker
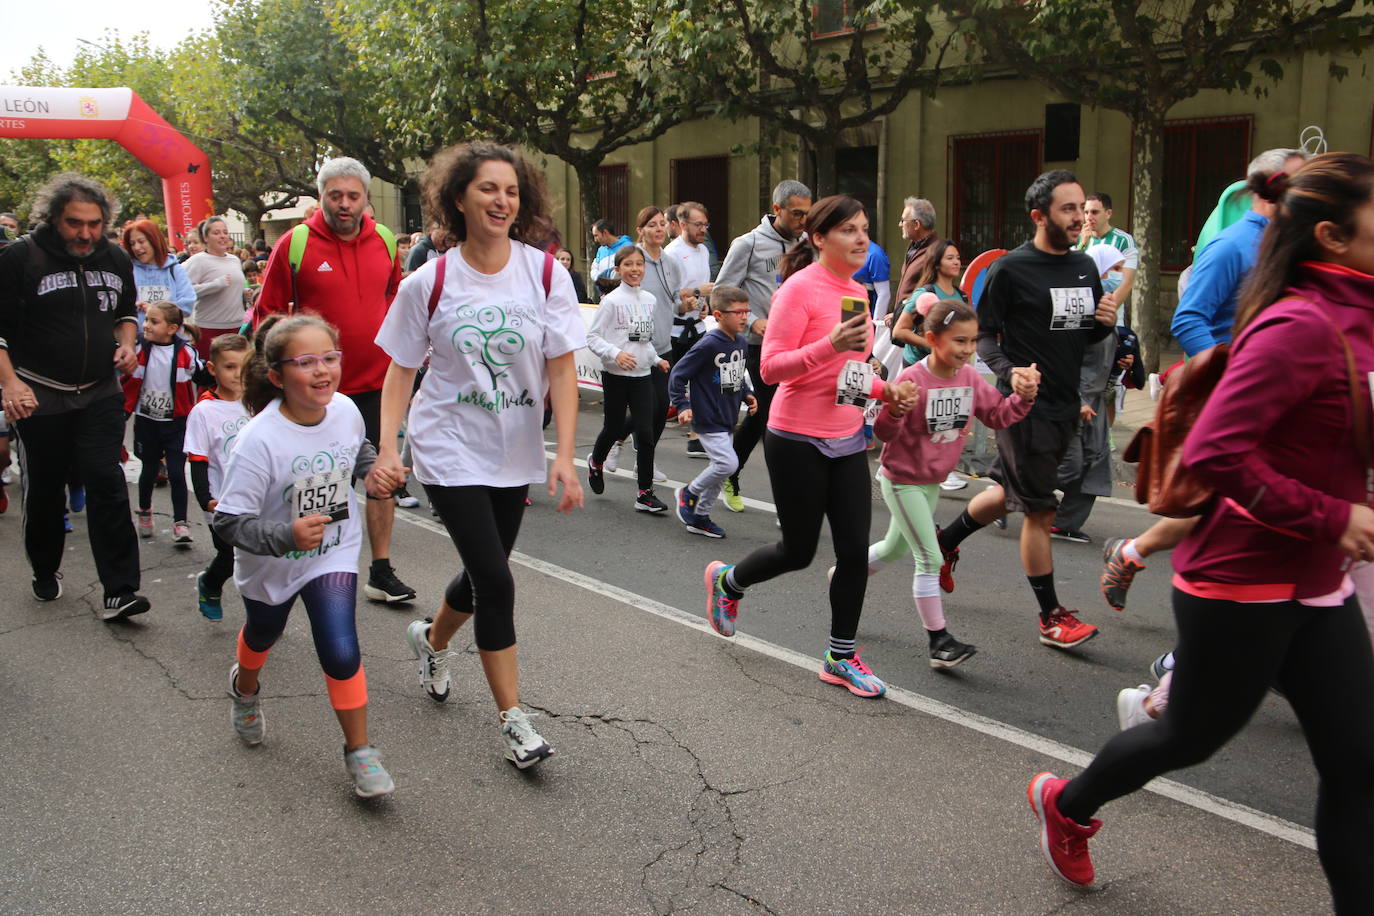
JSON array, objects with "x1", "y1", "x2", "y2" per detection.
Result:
[
  {"x1": 101, "y1": 591, "x2": 151, "y2": 621},
  {"x1": 365, "y1": 564, "x2": 417, "y2": 603},
  {"x1": 929, "y1": 632, "x2": 977, "y2": 669},
  {"x1": 32, "y1": 572, "x2": 63, "y2": 601},
  {"x1": 1050, "y1": 527, "x2": 1091, "y2": 544},
  {"x1": 586, "y1": 453, "x2": 604, "y2": 495},
  {"x1": 634, "y1": 489, "x2": 668, "y2": 513},
  {"x1": 686, "y1": 438, "x2": 707, "y2": 458}
]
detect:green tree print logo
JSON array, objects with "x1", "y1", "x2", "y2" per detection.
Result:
[{"x1": 452, "y1": 304, "x2": 526, "y2": 390}]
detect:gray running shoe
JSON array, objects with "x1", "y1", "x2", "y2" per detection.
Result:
[
  {"x1": 405, "y1": 618, "x2": 454, "y2": 702},
  {"x1": 344, "y1": 745, "x2": 395, "y2": 798},
  {"x1": 228, "y1": 663, "x2": 265, "y2": 745},
  {"x1": 500, "y1": 707, "x2": 554, "y2": 769}
]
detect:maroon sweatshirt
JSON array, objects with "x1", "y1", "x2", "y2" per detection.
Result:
[{"x1": 1173, "y1": 261, "x2": 1374, "y2": 601}]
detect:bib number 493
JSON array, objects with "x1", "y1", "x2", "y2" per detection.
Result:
[{"x1": 835, "y1": 360, "x2": 874, "y2": 407}]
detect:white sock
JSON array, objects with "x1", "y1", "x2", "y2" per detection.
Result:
[{"x1": 1123, "y1": 539, "x2": 1145, "y2": 565}]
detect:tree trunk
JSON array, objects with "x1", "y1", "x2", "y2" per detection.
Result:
[
  {"x1": 813, "y1": 137, "x2": 838, "y2": 198},
  {"x1": 758, "y1": 118, "x2": 776, "y2": 216},
  {"x1": 572, "y1": 158, "x2": 603, "y2": 270},
  {"x1": 1129, "y1": 108, "x2": 1167, "y2": 374}
]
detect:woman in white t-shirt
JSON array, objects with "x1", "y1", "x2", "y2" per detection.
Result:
[
  {"x1": 213, "y1": 314, "x2": 404, "y2": 799},
  {"x1": 372, "y1": 141, "x2": 585, "y2": 770},
  {"x1": 183, "y1": 216, "x2": 248, "y2": 361}
]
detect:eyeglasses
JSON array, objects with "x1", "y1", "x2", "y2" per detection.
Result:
[
  {"x1": 898, "y1": 218, "x2": 918, "y2": 225},
  {"x1": 687, "y1": 220, "x2": 710, "y2": 229},
  {"x1": 276, "y1": 350, "x2": 342, "y2": 370},
  {"x1": 785, "y1": 209, "x2": 808, "y2": 221},
  {"x1": 717, "y1": 308, "x2": 751, "y2": 315}
]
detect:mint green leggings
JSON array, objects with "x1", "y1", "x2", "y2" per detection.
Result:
[{"x1": 871, "y1": 478, "x2": 942, "y2": 578}]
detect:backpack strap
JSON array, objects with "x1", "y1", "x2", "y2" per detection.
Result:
[
  {"x1": 542, "y1": 250, "x2": 554, "y2": 299},
  {"x1": 286, "y1": 223, "x2": 310, "y2": 315},
  {"x1": 373, "y1": 223, "x2": 398, "y2": 264},
  {"x1": 426, "y1": 253, "x2": 447, "y2": 319}
]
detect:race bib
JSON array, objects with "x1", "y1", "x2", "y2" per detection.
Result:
[
  {"x1": 139, "y1": 284, "x2": 171, "y2": 304},
  {"x1": 627, "y1": 315, "x2": 653, "y2": 342},
  {"x1": 926, "y1": 386, "x2": 973, "y2": 433},
  {"x1": 292, "y1": 467, "x2": 350, "y2": 522},
  {"x1": 718, "y1": 351, "x2": 747, "y2": 393},
  {"x1": 1049, "y1": 287, "x2": 1095, "y2": 330},
  {"x1": 138, "y1": 388, "x2": 174, "y2": 420},
  {"x1": 835, "y1": 360, "x2": 874, "y2": 407}
]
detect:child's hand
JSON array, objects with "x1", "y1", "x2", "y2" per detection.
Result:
[
  {"x1": 1011, "y1": 362, "x2": 1040, "y2": 399},
  {"x1": 883, "y1": 379, "x2": 919, "y2": 412},
  {"x1": 292, "y1": 514, "x2": 329, "y2": 550},
  {"x1": 615, "y1": 351, "x2": 638, "y2": 370},
  {"x1": 677, "y1": 408, "x2": 693, "y2": 426},
  {"x1": 745, "y1": 395, "x2": 758, "y2": 416},
  {"x1": 657, "y1": 358, "x2": 670, "y2": 373},
  {"x1": 208, "y1": 499, "x2": 218, "y2": 513}
]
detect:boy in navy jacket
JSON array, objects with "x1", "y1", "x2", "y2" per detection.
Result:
[{"x1": 668, "y1": 286, "x2": 757, "y2": 538}]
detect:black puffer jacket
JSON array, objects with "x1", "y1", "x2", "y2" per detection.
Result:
[{"x1": 0, "y1": 224, "x2": 137, "y2": 392}]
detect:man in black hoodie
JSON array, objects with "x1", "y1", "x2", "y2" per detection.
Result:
[{"x1": 0, "y1": 173, "x2": 149, "y2": 620}]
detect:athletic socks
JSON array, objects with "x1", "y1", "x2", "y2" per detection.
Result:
[
  {"x1": 828, "y1": 636, "x2": 856, "y2": 660},
  {"x1": 722, "y1": 566, "x2": 745, "y2": 599},
  {"x1": 1028, "y1": 572, "x2": 1060, "y2": 622},
  {"x1": 1122, "y1": 538, "x2": 1145, "y2": 565},
  {"x1": 938, "y1": 510, "x2": 986, "y2": 553}
]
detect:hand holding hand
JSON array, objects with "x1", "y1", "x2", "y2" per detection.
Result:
[
  {"x1": 2, "y1": 379, "x2": 38, "y2": 420},
  {"x1": 1010, "y1": 362, "x2": 1041, "y2": 401},
  {"x1": 291, "y1": 514, "x2": 329, "y2": 550},
  {"x1": 113, "y1": 345, "x2": 137, "y2": 374}
]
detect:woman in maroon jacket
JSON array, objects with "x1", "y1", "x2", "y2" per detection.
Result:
[{"x1": 1026, "y1": 152, "x2": 1374, "y2": 912}]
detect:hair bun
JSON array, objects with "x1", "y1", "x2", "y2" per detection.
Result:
[{"x1": 915, "y1": 291, "x2": 941, "y2": 316}]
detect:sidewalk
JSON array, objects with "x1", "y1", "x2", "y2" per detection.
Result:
[{"x1": 1108, "y1": 346, "x2": 1182, "y2": 493}]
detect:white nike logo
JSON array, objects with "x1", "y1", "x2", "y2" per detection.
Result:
[
  {"x1": 317, "y1": 261, "x2": 333, "y2": 272},
  {"x1": 1078, "y1": 274, "x2": 1088, "y2": 280}
]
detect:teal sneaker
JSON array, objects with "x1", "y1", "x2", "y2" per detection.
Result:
[
  {"x1": 197, "y1": 572, "x2": 223, "y2": 620},
  {"x1": 819, "y1": 651, "x2": 887, "y2": 697},
  {"x1": 704, "y1": 561, "x2": 740, "y2": 636},
  {"x1": 344, "y1": 745, "x2": 395, "y2": 798}
]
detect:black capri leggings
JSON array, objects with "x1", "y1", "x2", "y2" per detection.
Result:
[
  {"x1": 1058, "y1": 588, "x2": 1374, "y2": 914},
  {"x1": 733, "y1": 431, "x2": 872, "y2": 643},
  {"x1": 423, "y1": 483, "x2": 529, "y2": 652}
]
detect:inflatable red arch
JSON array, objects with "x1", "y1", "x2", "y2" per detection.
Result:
[{"x1": 0, "y1": 86, "x2": 213, "y2": 248}]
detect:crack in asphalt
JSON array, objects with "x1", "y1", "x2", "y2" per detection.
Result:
[{"x1": 722, "y1": 648, "x2": 908, "y2": 720}]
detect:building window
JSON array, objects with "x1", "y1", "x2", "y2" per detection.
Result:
[
  {"x1": 950, "y1": 131, "x2": 1042, "y2": 255},
  {"x1": 598, "y1": 164, "x2": 630, "y2": 241},
  {"x1": 402, "y1": 180, "x2": 423, "y2": 234},
  {"x1": 836, "y1": 145, "x2": 880, "y2": 245},
  {"x1": 1157, "y1": 117, "x2": 1252, "y2": 271},
  {"x1": 813, "y1": 0, "x2": 878, "y2": 37}
]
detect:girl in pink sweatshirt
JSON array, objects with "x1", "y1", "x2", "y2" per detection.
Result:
[
  {"x1": 869, "y1": 293, "x2": 1038, "y2": 668},
  {"x1": 703, "y1": 195, "x2": 916, "y2": 698}
]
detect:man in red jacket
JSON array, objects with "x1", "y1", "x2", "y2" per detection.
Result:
[{"x1": 256, "y1": 157, "x2": 415, "y2": 603}]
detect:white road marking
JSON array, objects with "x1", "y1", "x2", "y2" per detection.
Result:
[{"x1": 392, "y1": 507, "x2": 1315, "y2": 851}]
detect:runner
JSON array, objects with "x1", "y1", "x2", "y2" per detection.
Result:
[
  {"x1": 371, "y1": 141, "x2": 585, "y2": 769},
  {"x1": 702, "y1": 194, "x2": 916, "y2": 697},
  {"x1": 932, "y1": 170, "x2": 1117, "y2": 649},
  {"x1": 185, "y1": 333, "x2": 252, "y2": 620},
  {"x1": 585, "y1": 245, "x2": 670, "y2": 513},
  {"x1": 1029, "y1": 154, "x2": 1374, "y2": 911},
  {"x1": 213, "y1": 314, "x2": 398, "y2": 798},
  {"x1": 865, "y1": 293, "x2": 1039, "y2": 667}
]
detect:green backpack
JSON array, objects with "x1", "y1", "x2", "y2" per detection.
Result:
[{"x1": 285, "y1": 221, "x2": 398, "y2": 312}]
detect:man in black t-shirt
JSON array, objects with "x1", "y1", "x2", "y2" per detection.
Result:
[{"x1": 935, "y1": 170, "x2": 1117, "y2": 650}]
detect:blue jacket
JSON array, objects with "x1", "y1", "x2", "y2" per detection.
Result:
[
  {"x1": 668, "y1": 329, "x2": 752, "y2": 433},
  {"x1": 1171, "y1": 210, "x2": 1266, "y2": 356},
  {"x1": 132, "y1": 254, "x2": 197, "y2": 316}
]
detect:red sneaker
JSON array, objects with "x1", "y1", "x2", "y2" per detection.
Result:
[
  {"x1": 1039, "y1": 608, "x2": 1098, "y2": 648},
  {"x1": 1027, "y1": 771, "x2": 1101, "y2": 886},
  {"x1": 0, "y1": 483, "x2": 7, "y2": 514},
  {"x1": 938, "y1": 545, "x2": 959, "y2": 593}
]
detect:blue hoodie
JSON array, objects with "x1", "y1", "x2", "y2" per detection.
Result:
[
  {"x1": 668, "y1": 328, "x2": 752, "y2": 433},
  {"x1": 132, "y1": 254, "x2": 196, "y2": 316}
]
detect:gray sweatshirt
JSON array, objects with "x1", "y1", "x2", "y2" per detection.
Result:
[{"x1": 715, "y1": 215, "x2": 799, "y2": 347}]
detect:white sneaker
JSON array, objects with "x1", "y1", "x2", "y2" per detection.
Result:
[
  {"x1": 405, "y1": 618, "x2": 454, "y2": 702},
  {"x1": 228, "y1": 663, "x2": 265, "y2": 745},
  {"x1": 500, "y1": 707, "x2": 554, "y2": 769},
  {"x1": 0, "y1": 467, "x2": 11, "y2": 484},
  {"x1": 1148, "y1": 373, "x2": 1162, "y2": 401},
  {"x1": 344, "y1": 745, "x2": 395, "y2": 798},
  {"x1": 1116, "y1": 684, "x2": 1153, "y2": 731},
  {"x1": 939, "y1": 472, "x2": 967, "y2": 491},
  {"x1": 653, "y1": 466, "x2": 667, "y2": 483},
  {"x1": 394, "y1": 486, "x2": 421, "y2": 508},
  {"x1": 604, "y1": 442, "x2": 622, "y2": 473}
]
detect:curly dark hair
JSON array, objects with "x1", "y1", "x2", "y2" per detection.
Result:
[
  {"x1": 421, "y1": 141, "x2": 554, "y2": 248},
  {"x1": 31, "y1": 172, "x2": 118, "y2": 227}
]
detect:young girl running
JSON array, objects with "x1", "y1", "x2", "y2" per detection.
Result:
[
  {"x1": 866, "y1": 293, "x2": 1039, "y2": 668},
  {"x1": 586, "y1": 245, "x2": 670, "y2": 513},
  {"x1": 372, "y1": 141, "x2": 585, "y2": 770},
  {"x1": 122, "y1": 302, "x2": 206, "y2": 545},
  {"x1": 184, "y1": 333, "x2": 252, "y2": 620},
  {"x1": 702, "y1": 195, "x2": 917, "y2": 697},
  {"x1": 213, "y1": 314, "x2": 401, "y2": 798}
]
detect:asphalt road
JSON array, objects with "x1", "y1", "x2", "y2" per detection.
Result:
[{"x1": 0, "y1": 396, "x2": 1336, "y2": 914}]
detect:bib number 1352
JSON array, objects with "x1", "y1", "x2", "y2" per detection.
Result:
[{"x1": 293, "y1": 467, "x2": 350, "y2": 522}]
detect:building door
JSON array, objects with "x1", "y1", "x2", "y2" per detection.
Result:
[
  {"x1": 672, "y1": 155, "x2": 730, "y2": 253},
  {"x1": 598, "y1": 164, "x2": 630, "y2": 239}
]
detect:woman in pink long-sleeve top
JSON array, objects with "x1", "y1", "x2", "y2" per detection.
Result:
[
  {"x1": 701, "y1": 195, "x2": 915, "y2": 698},
  {"x1": 1027, "y1": 153, "x2": 1374, "y2": 911}
]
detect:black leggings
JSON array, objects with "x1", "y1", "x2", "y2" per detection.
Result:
[
  {"x1": 423, "y1": 483, "x2": 528, "y2": 652},
  {"x1": 1059, "y1": 588, "x2": 1374, "y2": 914},
  {"x1": 134, "y1": 415, "x2": 188, "y2": 521},
  {"x1": 595, "y1": 373, "x2": 657, "y2": 491},
  {"x1": 730, "y1": 344, "x2": 777, "y2": 490},
  {"x1": 202, "y1": 528, "x2": 235, "y2": 595},
  {"x1": 617, "y1": 362, "x2": 669, "y2": 456},
  {"x1": 733, "y1": 431, "x2": 872, "y2": 642}
]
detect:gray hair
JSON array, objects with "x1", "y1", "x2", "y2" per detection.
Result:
[
  {"x1": 772, "y1": 179, "x2": 812, "y2": 206},
  {"x1": 1247, "y1": 148, "x2": 1307, "y2": 181},
  {"x1": 31, "y1": 172, "x2": 117, "y2": 227},
  {"x1": 316, "y1": 157, "x2": 372, "y2": 197},
  {"x1": 904, "y1": 197, "x2": 936, "y2": 229}
]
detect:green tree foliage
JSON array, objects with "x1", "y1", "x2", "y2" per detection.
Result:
[
  {"x1": 935, "y1": 0, "x2": 1374, "y2": 370},
  {"x1": 660, "y1": 0, "x2": 947, "y2": 197}
]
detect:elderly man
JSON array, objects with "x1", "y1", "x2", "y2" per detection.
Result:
[
  {"x1": 257, "y1": 156, "x2": 415, "y2": 604},
  {"x1": 0, "y1": 173, "x2": 149, "y2": 619},
  {"x1": 894, "y1": 197, "x2": 939, "y2": 306}
]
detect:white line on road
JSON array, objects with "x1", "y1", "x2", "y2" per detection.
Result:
[{"x1": 392, "y1": 507, "x2": 1315, "y2": 851}]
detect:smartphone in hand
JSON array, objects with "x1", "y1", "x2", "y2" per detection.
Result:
[{"x1": 840, "y1": 296, "x2": 868, "y2": 323}]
